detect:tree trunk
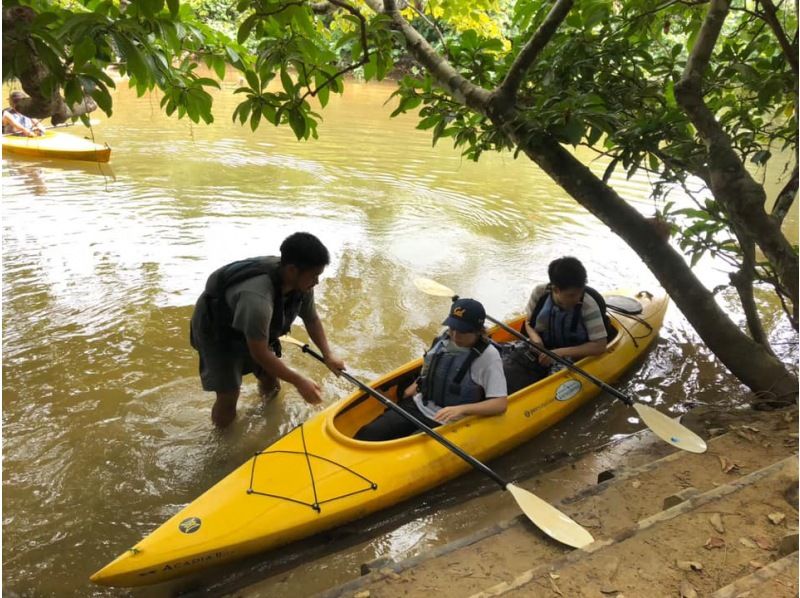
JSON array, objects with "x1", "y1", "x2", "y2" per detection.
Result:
[
  {"x1": 500, "y1": 127, "x2": 798, "y2": 400},
  {"x1": 3, "y1": 6, "x2": 97, "y2": 124}
]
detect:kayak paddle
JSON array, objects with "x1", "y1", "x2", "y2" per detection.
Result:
[
  {"x1": 413, "y1": 277, "x2": 708, "y2": 454},
  {"x1": 280, "y1": 334, "x2": 595, "y2": 549}
]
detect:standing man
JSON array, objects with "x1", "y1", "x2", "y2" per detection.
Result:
[{"x1": 190, "y1": 232, "x2": 345, "y2": 427}]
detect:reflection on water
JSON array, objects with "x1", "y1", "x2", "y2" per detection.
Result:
[{"x1": 2, "y1": 77, "x2": 797, "y2": 597}]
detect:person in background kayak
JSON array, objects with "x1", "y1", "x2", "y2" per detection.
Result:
[
  {"x1": 190, "y1": 232, "x2": 346, "y2": 428},
  {"x1": 503, "y1": 256, "x2": 610, "y2": 394},
  {"x1": 355, "y1": 298, "x2": 508, "y2": 441},
  {"x1": 2, "y1": 91, "x2": 46, "y2": 137}
]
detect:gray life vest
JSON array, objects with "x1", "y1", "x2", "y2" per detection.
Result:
[
  {"x1": 535, "y1": 292, "x2": 590, "y2": 349},
  {"x1": 419, "y1": 334, "x2": 490, "y2": 408}
]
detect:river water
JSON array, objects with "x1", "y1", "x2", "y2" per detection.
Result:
[{"x1": 2, "y1": 76, "x2": 796, "y2": 597}]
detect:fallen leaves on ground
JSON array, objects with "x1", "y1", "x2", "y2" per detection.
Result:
[
  {"x1": 740, "y1": 537, "x2": 758, "y2": 548},
  {"x1": 768, "y1": 512, "x2": 786, "y2": 525},
  {"x1": 704, "y1": 537, "x2": 726, "y2": 549},
  {"x1": 754, "y1": 536, "x2": 775, "y2": 550},
  {"x1": 709, "y1": 513, "x2": 725, "y2": 534},
  {"x1": 676, "y1": 560, "x2": 703, "y2": 572},
  {"x1": 718, "y1": 455, "x2": 740, "y2": 474}
]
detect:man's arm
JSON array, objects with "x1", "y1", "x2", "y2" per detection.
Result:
[
  {"x1": 524, "y1": 320, "x2": 545, "y2": 346},
  {"x1": 433, "y1": 396, "x2": 508, "y2": 424},
  {"x1": 304, "y1": 315, "x2": 345, "y2": 373},
  {"x1": 246, "y1": 338, "x2": 322, "y2": 404},
  {"x1": 536, "y1": 338, "x2": 606, "y2": 366},
  {"x1": 3, "y1": 113, "x2": 34, "y2": 137},
  {"x1": 550, "y1": 338, "x2": 607, "y2": 360}
]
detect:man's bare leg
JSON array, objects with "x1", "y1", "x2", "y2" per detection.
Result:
[
  {"x1": 257, "y1": 373, "x2": 281, "y2": 401},
  {"x1": 212, "y1": 389, "x2": 240, "y2": 427}
]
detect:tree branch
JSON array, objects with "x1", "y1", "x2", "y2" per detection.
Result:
[
  {"x1": 405, "y1": 2, "x2": 452, "y2": 60},
  {"x1": 362, "y1": 0, "x2": 492, "y2": 114},
  {"x1": 772, "y1": 163, "x2": 798, "y2": 225},
  {"x1": 492, "y1": 0, "x2": 573, "y2": 111},
  {"x1": 300, "y1": 0, "x2": 369, "y2": 101},
  {"x1": 757, "y1": 0, "x2": 799, "y2": 77},
  {"x1": 730, "y1": 225, "x2": 775, "y2": 354},
  {"x1": 674, "y1": 0, "x2": 799, "y2": 321}
]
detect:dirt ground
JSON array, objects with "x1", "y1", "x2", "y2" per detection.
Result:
[{"x1": 310, "y1": 405, "x2": 799, "y2": 598}]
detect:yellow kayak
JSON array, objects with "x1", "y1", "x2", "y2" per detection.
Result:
[
  {"x1": 2, "y1": 130, "x2": 111, "y2": 162},
  {"x1": 91, "y1": 290, "x2": 668, "y2": 587}
]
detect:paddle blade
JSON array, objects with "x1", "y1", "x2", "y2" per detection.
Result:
[
  {"x1": 279, "y1": 334, "x2": 306, "y2": 348},
  {"x1": 506, "y1": 483, "x2": 594, "y2": 549},
  {"x1": 414, "y1": 277, "x2": 455, "y2": 298},
  {"x1": 634, "y1": 403, "x2": 707, "y2": 454}
]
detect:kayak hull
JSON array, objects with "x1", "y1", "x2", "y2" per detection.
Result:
[
  {"x1": 2, "y1": 131, "x2": 111, "y2": 162},
  {"x1": 91, "y1": 290, "x2": 668, "y2": 587}
]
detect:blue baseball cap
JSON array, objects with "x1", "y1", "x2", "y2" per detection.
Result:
[{"x1": 442, "y1": 298, "x2": 486, "y2": 332}]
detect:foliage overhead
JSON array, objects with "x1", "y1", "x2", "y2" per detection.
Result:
[{"x1": 3, "y1": 0, "x2": 798, "y2": 375}]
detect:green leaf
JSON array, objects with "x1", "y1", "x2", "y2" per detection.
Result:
[
  {"x1": 250, "y1": 107, "x2": 262, "y2": 131},
  {"x1": 195, "y1": 77, "x2": 221, "y2": 89},
  {"x1": 238, "y1": 14, "x2": 258, "y2": 45},
  {"x1": 245, "y1": 69, "x2": 259, "y2": 91},
  {"x1": 416, "y1": 115, "x2": 440, "y2": 130},
  {"x1": 280, "y1": 68, "x2": 294, "y2": 96},
  {"x1": 363, "y1": 54, "x2": 377, "y2": 81},
  {"x1": 288, "y1": 107, "x2": 306, "y2": 139},
  {"x1": 213, "y1": 55, "x2": 227, "y2": 80},
  {"x1": 167, "y1": 0, "x2": 179, "y2": 18},
  {"x1": 73, "y1": 37, "x2": 96, "y2": 68},
  {"x1": 317, "y1": 83, "x2": 330, "y2": 108},
  {"x1": 553, "y1": 117, "x2": 584, "y2": 146}
]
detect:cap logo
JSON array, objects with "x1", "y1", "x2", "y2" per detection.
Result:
[{"x1": 453, "y1": 307, "x2": 466, "y2": 317}]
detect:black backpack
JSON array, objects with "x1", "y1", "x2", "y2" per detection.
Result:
[{"x1": 200, "y1": 257, "x2": 303, "y2": 353}]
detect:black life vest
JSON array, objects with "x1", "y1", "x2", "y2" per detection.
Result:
[
  {"x1": 525, "y1": 285, "x2": 614, "y2": 347},
  {"x1": 200, "y1": 256, "x2": 304, "y2": 355},
  {"x1": 419, "y1": 334, "x2": 490, "y2": 408}
]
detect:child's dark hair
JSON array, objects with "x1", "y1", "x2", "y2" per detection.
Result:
[{"x1": 548, "y1": 256, "x2": 587, "y2": 289}]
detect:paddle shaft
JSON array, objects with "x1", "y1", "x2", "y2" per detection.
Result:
[
  {"x1": 298, "y1": 343, "x2": 510, "y2": 490},
  {"x1": 478, "y1": 309, "x2": 635, "y2": 408}
]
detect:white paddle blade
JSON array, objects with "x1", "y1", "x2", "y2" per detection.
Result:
[
  {"x1": 279, "y1": 334, "x2": 306, "y2": 348},
  {"x1": 634, "y1": 403, "x2": 707, "y2": 454},
  {"x1": 413, "y1": 277, "x2": 455, "y2": 297},
  {"x1": 506, "y1": 483, "x2": 594, "y2": 549}
]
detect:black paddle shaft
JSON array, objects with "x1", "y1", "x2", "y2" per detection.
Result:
[
  {"x1": 480, "y1": 311, "x2": 634, "y2": 407},
  {"x1": 299, "y1": 343, "x2": 510, "y2": 490}
]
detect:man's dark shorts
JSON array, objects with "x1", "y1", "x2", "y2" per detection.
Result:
[{"x1": 190, "y1": 321, "x2": 267, "y2": 392}]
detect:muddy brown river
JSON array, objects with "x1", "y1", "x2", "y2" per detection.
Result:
[{"x1": 2, "y1": 76, "x2": 796, "y2": 597}]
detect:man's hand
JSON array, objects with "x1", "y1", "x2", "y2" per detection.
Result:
[
  {"x1": 295, "y1": 376, "x2": 323, "y2": 405},
  {"x1": 322, "y1": 353, "x2": 346, "y2": 376},
  {"x1": 538, "y1": 347, "x2": 567, "y2": 367},
  {"x1": 433, "y1": 405, "x2": 468, "y2": 424}
]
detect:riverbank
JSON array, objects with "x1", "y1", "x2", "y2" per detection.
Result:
[{"x1": 232, "y1": 403, "x2": 798, "y2": 597}]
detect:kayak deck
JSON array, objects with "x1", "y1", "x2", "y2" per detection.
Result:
[
  {"x1": 2, "y1": 130, "x2": 111, "y2": 163},
  {"x1": 91, "y1": 290, "x2": 668, "y2": 587}
]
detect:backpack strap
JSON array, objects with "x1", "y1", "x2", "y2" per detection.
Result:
[
  {"x1": 528, "y1": 285, "x2": 551, "y2": 326},
  {"x1": 584, "y1": 286, "x2": 614, "y2": 340},
  {"x1": 452, "y1": 336, "x2": 490, "y2": 386}
]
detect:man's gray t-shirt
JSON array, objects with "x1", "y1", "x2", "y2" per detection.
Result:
[
  {"x1": 225, "y1": 272, "x2": 317, "y2": 342},
  {"x1": 413, "y1": 341, "x2": 507, "y2": 421}
]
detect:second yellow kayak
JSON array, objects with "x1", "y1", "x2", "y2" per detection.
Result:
[{"x1": 2, "y1": 130, "x2": 111, "y2": 162}]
